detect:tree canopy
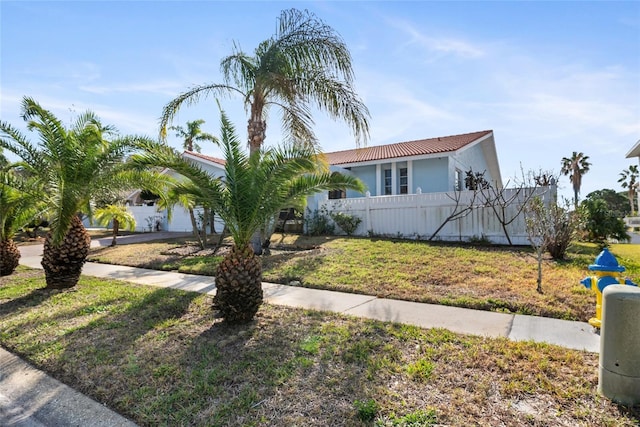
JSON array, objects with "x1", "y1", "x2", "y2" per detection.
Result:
[{"x1": 160, "y1": 8, "x2": 370, "y2": 153}]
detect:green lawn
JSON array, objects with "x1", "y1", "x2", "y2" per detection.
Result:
[
  {"x1": 1, "y1": 268, "x2": 638, "y2": 426},
  {"x1": 87, "y1": 234, "x2": 640, "y2": 322}
]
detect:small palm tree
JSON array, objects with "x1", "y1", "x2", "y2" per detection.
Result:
[
  {"x1": 160, "y1": 8, "x2": 369, "y2": 154},
  {"x1": 169, "y1": 119, "x2": 218, "y2": 153},
  {"x1": 0, "y1": 171, "x2": 42, "y2": 275},
  {"x1": 561, "y1": 152, "x2": 591, "y2": 208},
  {"x1": 618, "y1": 165, "x2": 638, "y2": 215},
  {"x1": 93, "y1": 204, "x2": 136, "y2": 246},
  {"x1": 0, "y1": 97, "x2": 152, "y2": 288},
  {"x1": 133, "y1": 110, "x2": 364, "y2": 322}
]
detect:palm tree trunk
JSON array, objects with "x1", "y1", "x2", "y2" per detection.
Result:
[
  {"x1": 189, "y1": 207, "x2": 204, "y2": 249},
  {"x1": 111, "y1": 219, "x2": 120, "y2": 247},
  {"x1": 213, "y1": 225, "x2": 228, "y2": 255},
  {"x1": 41, "y1": 215, "x2": 91, "y2": 289},
  {"x1": 0, "y1": 238, "x2": 20, "y2": 276},
  {"x1": 214, "y1": 244, "x2": 263, "y2": 323},
  {"x1": 247, "y1": 101, "x2": 266, "y2": 155},
  {"x1": 201, "y1": 207, "x2": 209, "y2": 247}
]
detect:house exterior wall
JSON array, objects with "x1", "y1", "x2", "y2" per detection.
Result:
[
  {"x1": 195, "y1": 162, "x2": 225, "y2": 179},
  {"x1": 412, "y1": 157, "x2": 449, "y2": 193},
  {"x1": 346, "y1": 164, "x2": 375, "y2": 197},
  {"x1": 452, "y1": 143, "x2": 492, "y2": 185}
]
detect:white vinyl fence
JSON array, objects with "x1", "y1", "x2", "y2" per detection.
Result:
[
  {"x1": 126, "y1": 205, "x2": 168, "y2": 232},
  {"x1": 318, "y1": 186, "x2": 556, "y2": 245}
]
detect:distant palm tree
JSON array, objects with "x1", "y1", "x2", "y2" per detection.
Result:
[
  {"x1": 0, "y1": 97, "x2": 152, "y2": 288},
  {"x1": 133, "y1": 109, "x2": 364, "y2": 323},
  {"x1": 618, "y1": 165, "x2": 639, "y2": 215},
  {"x1": 93, "y1": 204, "x2": 136, "y2": 247},
  {"x1": 169, "y1": 119, "x2": 218, "y2": 153},
  {"x1": 160, "y1": 8, "x2": 369, "y2": 154},
  {"x1": 561, "y1": 151, "x2": 591, "y2": 207}
]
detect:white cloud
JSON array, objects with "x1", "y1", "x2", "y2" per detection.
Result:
[
  {"x1": 387, "y1": 18, "x2": 485, "y2": 59},
  {"x1": 79, "y1": 80, "x2": 184, "y2": 97}
]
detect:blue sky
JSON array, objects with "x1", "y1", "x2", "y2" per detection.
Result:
[{"x1": 1, "y1": 1, "x2": 639, "y2": 202}]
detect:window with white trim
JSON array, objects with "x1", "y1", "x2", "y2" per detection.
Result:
[
  {"x1": 384, "y1": 169, "x2": 392, "y2": 195},
  {"x1": 399, "y1": 168, "x2": 408, "y2": 194},
  {"x1": 454, "y1": 168, "x2": 463, "y2": 191}
]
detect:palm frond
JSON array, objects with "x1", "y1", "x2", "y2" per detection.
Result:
[
  {"x1": 221, "y1": 45, "x2": 258, "y2": 96},
  {"x1": 159, "y1": 83, "x2": 245, "y2": 140}
]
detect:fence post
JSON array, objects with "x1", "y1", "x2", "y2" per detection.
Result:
[{"x1": 365, "y1": 191, "x2": 372, "y2": 233}]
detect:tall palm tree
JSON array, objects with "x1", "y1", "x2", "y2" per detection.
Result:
[
  {"x1": 0, "y1": 171, "x2": 43, "y2": 276},
  {"x1": 618, "y1": 164, "x2": 638, "y2": 215},
  {"x1": 169, "y1": 119, "x2": 218, "y2": 153},
  {"x1": 93, "y1": 204, "x2": 136, "y2": 247},
  {"x1": 561, "y1": 151, "x2": 591, "y2": 208},
  {"x1": 0, "y1": 97, "x2": 152, "y2": 288},
  {"x1": 160, "y1": 8, "x2": 369, "y2": 154},
  {"x1": 133, "y1": 110, "x2": 364, "y2": 323}
]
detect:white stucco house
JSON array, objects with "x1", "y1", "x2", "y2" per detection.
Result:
[
  {"x1": 124, "y1": 129, "x2": 544, "y2": 244},
  {"x1": 126, "y1": 151, "x2": 226, "y2": 233}
]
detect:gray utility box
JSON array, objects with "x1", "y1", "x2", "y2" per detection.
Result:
[{"x1": 599, "y1": 285, "x2": 640, "y2": 405}]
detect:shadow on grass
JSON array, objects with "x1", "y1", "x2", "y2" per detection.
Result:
[
  {"x1": 35, "y1": 285, "x2": 202, "y2": 412},
  {"x1": 0, "y1": 287, "x2": 58, "y2": 314},
  {"x1": 262, "y1": 249, "x2": 327, "y2": 285},
  {"x1": 617, "y1": 403, "x2": 640, "y2": 421},
  {"x1": 154, "y1": 310, "x2": 373, "y2": 426}
]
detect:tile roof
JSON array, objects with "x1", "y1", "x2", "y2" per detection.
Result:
[
  {"x1": 324, "y1": 130, "x2": 493, "y2": 165},
  {"x1": 184, "y1": 151, "x2": 226, "y2": 166}
]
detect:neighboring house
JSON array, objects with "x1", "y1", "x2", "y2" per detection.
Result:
[
  {"x1": 309, "y1": 130, "x2": 503, "y2": 209},
  {"x1": 125, "y1": 151, "x2": 226, "y2": 233},
  {"x1": 625, "y1": 139, "x2": 640, "y2": 227}
]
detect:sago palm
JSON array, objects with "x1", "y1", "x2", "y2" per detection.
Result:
[
  {"x1": 133, "y1": 110, "x2": 364, "y2": 323},
  {"x1": 0, "y1": 171, "x2": 43, "y2": 276},
  {"x1": 160, "y1": 8, "x2": 369, "y2": 153},
  {"x1": 0, "y1": 97, "x2": 151, "y2": 288},
  {"x1": 560, "y1": 151, "x2": 591, "y2": 208}
]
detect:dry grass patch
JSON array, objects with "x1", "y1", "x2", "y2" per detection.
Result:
[
  {"x1": 0, "y1": 269, "x2": 638, "y2": 426},
  {"x1": 86, "y1": 234, "x2": 640, "y2": 322}
]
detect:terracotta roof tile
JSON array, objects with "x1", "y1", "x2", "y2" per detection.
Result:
[
  {"x1": 184, "y1": 151, "x2": 226, "y2": 166},
  {"x1": 325, "y1": 130, "x2": 493, "y2": 165}
]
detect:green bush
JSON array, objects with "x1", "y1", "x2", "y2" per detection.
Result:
[
  {"x1": 330, "y1": 211, "x2": 362, "y2": 236},
  {"x1": 304, "y1": 207, "x2": 334, "y2": 236},
  {"x1": 579, "y1": 198, "x2": 630, "y2": 248},
  {"x1": 354, "y1": 398, "x2": 379, "y2": 422}
]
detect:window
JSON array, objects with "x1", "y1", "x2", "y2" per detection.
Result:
[
  {"x1": 328, "y1": 188, "x2": 346, "y2": 199},
  {"x1": 399, "y1": 168, "x2": 408, "y2": 194},
  {"x1": 384, "y1": 169, "x2": 392, "y2": 195},
  {"x1": 329, "y1": 172, "x2": 346, "y2": 199},
  {"x1": 454, "y1": 169, "x2": 463, "y2": 191}
]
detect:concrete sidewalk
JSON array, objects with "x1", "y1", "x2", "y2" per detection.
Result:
[
  {"x1": 17, "y1": 241, "x2": 600, "y2": 352},
  {"x1": 4, "y1": 238, "x2": 600, "y2": 426}
]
